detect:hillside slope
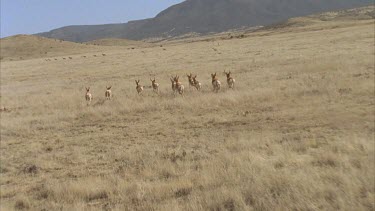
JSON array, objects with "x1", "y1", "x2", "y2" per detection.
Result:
[
  {"x1": 37, "y1": 0, "x2": 373, "y2": 42},
  {"x1": 0, "y1": 35, "x2": 99, "y2": 61},
  {"x1": 85, "y1": 38, "x2": 153, "y2": 47}
]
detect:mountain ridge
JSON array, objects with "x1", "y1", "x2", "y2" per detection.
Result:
[{"x1": 34, "y1": 0, "x2": 374, "y2": 42}]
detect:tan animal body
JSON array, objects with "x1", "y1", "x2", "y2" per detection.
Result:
[
  {"x1": 85, "y1": 87, "x2": 93, "y2": 104},
  {"x1": 135, "y1": 80, "x2": 144, "y2": 95},
  {"x1": 192, "y1": 75, "x2": 202, "y2": 91},
  {"x1": 105, "y1": 86, "x2": 112, "y2": 100},
  {"x1": 170, "y1": 77, "x2": 177, "y2": 94},
  {"x1": 224, "y1": 70, "x2": 235, "y2": 89},
  {"x1": 211, "y1": 73, "x2": 221, "y2": 92},
  {"x1": 186, "y1": 73, "x2": 195, "y2": 89},
  {"x1": 174, "y1": 76, "x2": 185, "y2": 96},
  {"x1": 150, "y1": 78, "x2": 160, "y2": 94}
]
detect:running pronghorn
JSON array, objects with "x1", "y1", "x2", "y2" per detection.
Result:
[
  {"x1": 135, "y1": 80, "x2": 144, "y2": 95},
  {"x1": 211, "y1": 73, "x2": 221, "y2": 92},
  {"x1": 150, "y1": 78, "x2": 160, "y2": 94},
  {"x1": 174, "y1": 75, "x2": 185, "y2": 96},
  {"x1": 170, "y1": 77, "x2": 177, "y2": 94},
  {"x1": 105, "y1": 86, "x2": 112, "y2": 100},
  {"x1": 192, "y1": 75, "x2": 202, "y2": 91},
  {"x1": 224, "y1": 70, "x2": 235, "y2": 89},
  {"x1": 186, "y1": 73, "x2": 195, "y2": 89},
  {"x1": 85, "y1": 87, "x2": 93, "y2": 104}
]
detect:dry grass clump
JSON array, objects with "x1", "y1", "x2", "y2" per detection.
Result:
[{"x1": 1, "y1": 7, "x2": 374, "y2": 210}]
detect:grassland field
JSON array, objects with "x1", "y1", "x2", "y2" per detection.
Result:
[{"x1": 0, "y1": 6, "x2": 374, "y2": 211}]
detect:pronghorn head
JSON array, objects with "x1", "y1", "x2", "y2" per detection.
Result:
[
  {"x1": 211, "y1": 73, "x2": 218, "y2": 81},
  {"x1": 135, "y1": 80, "x2": 140, "y2": 86},
  {"x1": 106, "y1": 86, "x2": 112, "y2": 90},
  {"x1": 174, "y1": 75, "x2": 180, "y2": 83},
  {"x1": 224, "y1": 70, "x2": 232, "y2": 78},
  {"x1": 150, "y1": 77, "x2": 156, "y2": 84},
  {"x1": 86, "y1": 87, "x2": 90, "y2": 92}
]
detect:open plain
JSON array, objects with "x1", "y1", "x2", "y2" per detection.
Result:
[{"x1": 1, "y1": 7, "x2": 374, "y2": 210}]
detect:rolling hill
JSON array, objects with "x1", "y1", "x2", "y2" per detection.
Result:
[
  {"x1": 0, "y1": 35, "x2": 100, "y2": 61},
  {"x1": 37, "y1": 0, "x2": 373, "y2": 42}
]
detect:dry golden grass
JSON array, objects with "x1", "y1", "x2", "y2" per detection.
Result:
[{"x1": 1, "y1": 7, "x2": 374, "y2": 210}]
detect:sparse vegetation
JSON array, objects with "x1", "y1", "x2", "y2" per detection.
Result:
[{"x1": 0, "y1": 6, "x2": 374, "y2": 210}]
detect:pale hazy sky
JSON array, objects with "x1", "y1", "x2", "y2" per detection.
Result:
[{"x1": 0, "y1": 0, "x2": 184, "y2": 38}]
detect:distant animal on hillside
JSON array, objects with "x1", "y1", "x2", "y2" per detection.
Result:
[
  {"x1": 105, "y1": 86, "x2": 112, "y2": 100},
  {"x1": 224, "y1": 70, "x2": 235, "y2": 89},
  {"x1": 150, "y1": 78, "x2": 159, "y2": 94},
  {"x1": 135, "y1": 80, "x2": 144, "y2": 95},
  {"x1": 211, "y1": 73, "x2": 221, "y2": 93},
  {"x1": 0, "y1": 106, "x2": 8, "y2": 112}
]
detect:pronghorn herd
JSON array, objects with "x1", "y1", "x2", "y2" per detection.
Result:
[{"x1": 85, "y1": 71, "x2": 235, "y2": 103}]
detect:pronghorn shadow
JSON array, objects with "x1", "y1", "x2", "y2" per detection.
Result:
[{"x1": 92, "y1": 98, "x2": 106, "y2": 107}]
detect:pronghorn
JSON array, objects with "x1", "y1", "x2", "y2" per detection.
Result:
[
  {"x1": 186, "y1": 73, "x2": 195, "y2": 89},
  {"x1": 85, "y1": 87, "x2": 93, "y2": 104},
  {"x1": 174, "y1": 75, "x2": 184, "y2": 96},
  {"x1": 170, "y1": 77, "x2": 177, "y2": 94},
  {"x1": 105, "y1": 86, "x2": 112, "y2": 100},
  {"x1": 135, "y1": 80, "x2": 144, "y2": 95},
  {"x1": 211, "y1": 73, "x2": 221, "y2": 93},
  {"x1": 192, "y1": 75, "x2": 202, "y2": 91},
  {"x1": 224, "y1": 70, "x2": 235, "y2": 89},
  {"x1": 150, "y1": 78, "x2": 160, "y2": 94}
]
